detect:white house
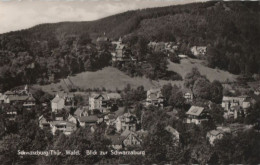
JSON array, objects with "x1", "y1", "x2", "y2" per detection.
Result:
[
  {"x1": 146, "y1": 88, "x2": 164, "y2": 107},
  {"x1": 190, "y1": 46, "x2": 207, "y2": 57},
  {"x1": 49, "y1": 121, "x2": 77, "y2": 135},
  {"x1": 51, "y1": 96, "x2": 65, "y2": 112},
  {"x1": 115, "y1": 112, "x2": 137, "y2": 132}
]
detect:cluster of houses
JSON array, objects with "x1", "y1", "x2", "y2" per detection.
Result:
[
  {"x1": 1, "y1": 80, "x2": 256, "y2": 150},
  {"x1": 147, "y1": 41, "x2": 207, "y2": 59},
  {"x1": 148, "y1": 41, "x2": 179, "y2": 54},
  {"x1": 221, "y1": 95, "x2": 252, "y2": 119},
  {"x1": 96, "y1": 35, "x2": 137, "y2": 63},
  {"x1": 0, "y1": 85, "x2": 36, "y2": 120}
]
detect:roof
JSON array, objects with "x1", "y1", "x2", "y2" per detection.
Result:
[
  {"x1": 147, "y1": 88, "x2": 162, "y2": 100},
  {"x1": 208, "y1": 130, "x2": 223, "y2": 136},
  {"x1": 90, "y1": 93, "x2": 108, "y2": 100},
  {"x1": 74, "y1": 107, "x2": 88, "y2": 117},
  {"x1": 51, "y1": 96, "x2": 64, "y2": 103},
  {"x1": 50, "y1": 121, "x2": 76, "y2": 127},
  {"x1": 78, "y1": 115, "x2": 98, "y2": 123},
  {"x1": 6, "y1": 95, "x2": 30, "y2": 101},
  {"x1": 186, "y1": 106, "x2": 204, "y2": 116},
  {"x1": 107, "y1": 93, "x2": 121, "y2": 100},
  {"x1": 57, "y1": 92, "x2": 74, "y2": 98}
]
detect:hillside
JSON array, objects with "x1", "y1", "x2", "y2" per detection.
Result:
[
  {"x1": 0, "y1": 1, "x2": 259, "y2": 91},
  {"x1": 167, "y1": 58, "x2": 237, "y2": 82},
  {"x1": 34, "y1": 67, "x2": 183, "y2": 93}
]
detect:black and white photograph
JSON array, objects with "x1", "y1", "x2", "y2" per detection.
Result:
[{"x1": 0, "y1": 0, "x2": 259, "y2": 164}]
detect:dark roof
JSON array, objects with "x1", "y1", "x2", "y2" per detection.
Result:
[{"x1": 78, "y1": 115, "x2": 98, "y2": 123}]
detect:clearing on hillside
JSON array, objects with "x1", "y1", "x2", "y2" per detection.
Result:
[{"x1": 167, "y1": 58, "x2": 237, "y2": 82}]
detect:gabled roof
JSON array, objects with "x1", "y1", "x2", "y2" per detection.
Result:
[
  {"x1": 78, "y1": 115, "x2": 98, "y2": 123},
  {"x1": 74, "y1": 107, "x2": 88, "y2": 118},
  {"x1": 90, "y1": 93, "x2": 108, "y2": 100},
  {"x1": 51, "y1": 96, "x2": 64, "y2": 103},
  {"x1": 186, "y1": 106, "x2": 204, "y2": 116}
]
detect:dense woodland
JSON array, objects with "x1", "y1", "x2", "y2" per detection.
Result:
[{"x1": 0, "y1": 1, "x2": 259, "y2": 91}]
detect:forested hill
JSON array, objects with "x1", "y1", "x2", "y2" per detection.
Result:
[{"x1": 0, "y1": 1, "x2": 259, "y2": 91}]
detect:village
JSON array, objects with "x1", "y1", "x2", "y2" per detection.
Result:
[
  {"x1": 0, "y1": 34, "x2": 260, "y2": 164},
  {"x1": 0, "y1": 69, "x2": 259, "y2": 151}
]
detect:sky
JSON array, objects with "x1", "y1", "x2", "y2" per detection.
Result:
[{"x1": 0, "y1": 0, "x2": 206, "y2": 34}]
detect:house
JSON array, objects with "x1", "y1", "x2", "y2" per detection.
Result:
[
  {"x1": 51, "y1": 96, "x2": 65, "y2": 112},
  {"x1": 89, "y1": 92, "x2": 121, "y2": 113},
  {"x1": 67, "y1": 114, "x2": 77, "y2": 125},
  {"x1": 104, "y1": 113, "x2": 117, "y2": 126},
  {"x1": 22, "y1": 95, "x2": 36, "y2": 110},
  {"x1": 51, "y1": 92, "x2": 74, "y2": 112},
  {"x1": 39, "y1": 115, "x2": 51, "y2": 129},
  {"x1": 183, "y1": 88, "x2": 193, "y2": 102},
  {"x1": 186, "y1": 106, "x2": 209, "y2": 124},
  {"x1": 108, "y1": 130, "x2": 143, "y2": 150},
  {"x1": 121, "y1": 130, "x2": 142, "y2": 147},
  {"x1": 111, "y1": 37, "x2": 123, "y2": 46},
  {"x1": 6, "y1": 108, "x2": 18, "y2": 121},
  {"x1": 96, "y1": 34, "x2": 109, "y2": 43},
  {"x1": 254, "y1": 87, "x2": 260, "y2": 95},
  {"x1": 207, "y1": 127, "x2": 231, "y2": 145},
  {"x1": 115, "y1": 112, "x2": 137, "y2": 132},
  {"x1": 165, "y1": 125, "x2": 180, "y2": 143},
  {"x1": 207, "y1": 130, "x2": 224, "y2": 145},
  {"x1": 146, "y1": 88, "x2": 164, "y2": 107},
  {"x1": 89, "y1": 93, "x2": 108, "y2": 112},
  {"x1": 108, "y1": 134, "x2": 124, "y2": 150},
  {"x1": 49, "y1": 121, "x2": 77, "y2": 135},
  {"x1": 78, "y1": 115, "x2": 98, "y2": 127},
  {"x1": 221, "y1": 95, "x2": 252, "y2": 119},
  {"x1": 190, "y1": 46, "x2": 207, "y2": 57},
  {"x1": 74, "y1": 106, "x2": 88, "y2": 118}
]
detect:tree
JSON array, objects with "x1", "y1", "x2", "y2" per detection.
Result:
[
  {"x1": 184, "y1": 67, "x2": 203, "y2": 93},
  {"x1": 210, "y1": 80, "x2": 223, "y2": 104},
  {"x1": 161, "y1": 83, "x2": 173, "y2": 104},
  {"x1": 193, "y1": 77, "x2": 211, "y2": 100}
]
